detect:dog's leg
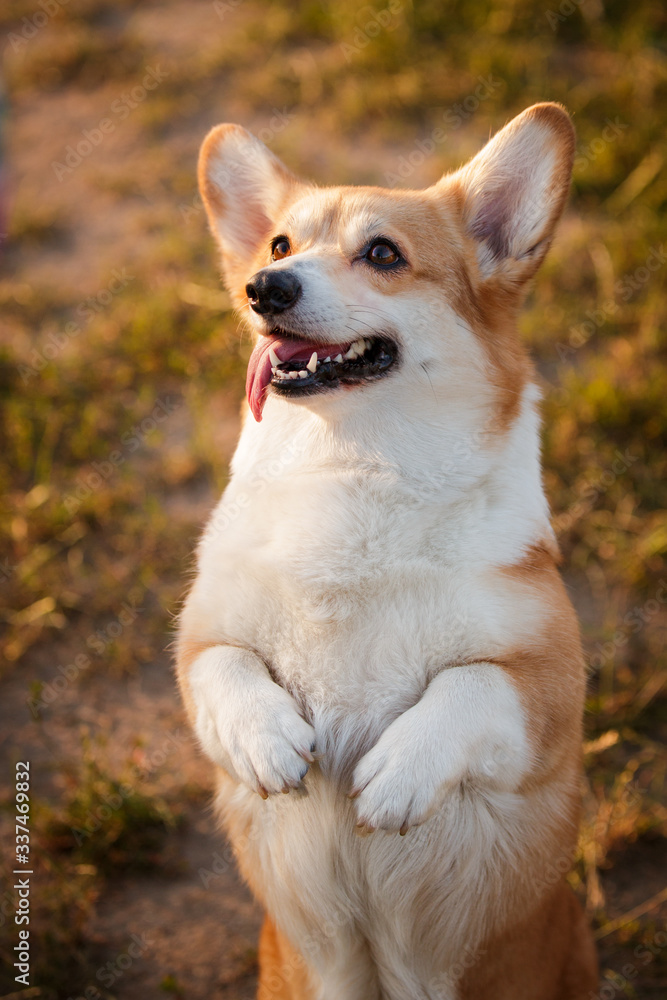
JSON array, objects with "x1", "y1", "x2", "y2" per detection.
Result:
[
  {"x1": 183, "y1": 645, "x2": 316, "y2": 796},
  {"x1": 457, "y1": 880, "x2": 598, "y2": 999},
  {"x1": 351, "y1": 662, "x2": 530, "y2": 832},
  {"x1": 314, "y1": 939, "x2": 381, "y2": 1000},
  {"x1": 258, "y1": 917, "x2": 317, "y2": 1000},
  {"x1": 258, "y1": 918, "x2": 380, "y2": 1000}
]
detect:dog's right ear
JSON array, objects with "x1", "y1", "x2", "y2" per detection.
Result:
[{"x1": 198, "y1": 124, "x2": 302, "y2": 290}]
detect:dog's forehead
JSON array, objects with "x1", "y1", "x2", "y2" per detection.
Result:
[{"x1": 281, "y1": 187, "x2": 441, "y2": 249}]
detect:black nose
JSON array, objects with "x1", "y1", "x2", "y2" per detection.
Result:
[{"x1": 245, "y1": 269, "x2": 301, "y2": 315}]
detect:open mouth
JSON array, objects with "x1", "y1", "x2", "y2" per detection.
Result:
[{"x1": 246, "y1": 331, "x2": 397, "y2": 421}]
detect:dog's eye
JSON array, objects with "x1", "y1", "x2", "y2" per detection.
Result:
[
  {"x1": 271, "y1": 238, "x2": 291, "y2": 261},
  {"x1": 366, "y1": 241, "x2": 400, "y2": 266}
]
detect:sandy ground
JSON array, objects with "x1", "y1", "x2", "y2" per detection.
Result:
[{"x1": 1, "y1": 648, "x2": 264, "y2": 998}]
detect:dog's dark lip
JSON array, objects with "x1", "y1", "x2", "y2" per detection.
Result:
[{"x1": 269, "y1": 334, "x2": 398, "y2": 396}]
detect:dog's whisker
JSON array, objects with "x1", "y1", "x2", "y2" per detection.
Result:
[{"x1": 420, "y1": 362, "x2": 439, "y2": 405}]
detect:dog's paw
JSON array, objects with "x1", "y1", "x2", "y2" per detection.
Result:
[
  {"x1": 191, "y1": 655, "x2": 316, "y2": 797},
  {"x1": 350, "y1": 715, "x2": 447, "y2": 834},
  {"x1": 350, "y1": 665, "x2": 531, "y2": 833}
]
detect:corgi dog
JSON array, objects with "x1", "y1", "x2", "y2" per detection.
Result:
[{"x1": 176, "y1": 103, "x2": 598, "y2": 999}]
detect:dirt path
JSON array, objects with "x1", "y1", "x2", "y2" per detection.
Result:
[{"x1": 0, "y1": 649, "x2": 263, "y2": 998}]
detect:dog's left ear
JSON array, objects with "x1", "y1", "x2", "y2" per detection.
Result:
[{"x1": 444, "y1": 103, "x2": 575, "y2": 286}]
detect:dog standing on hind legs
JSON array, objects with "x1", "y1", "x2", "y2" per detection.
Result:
[{"x1": 176, "y1": 102, "x2": 599, "y2": 999}]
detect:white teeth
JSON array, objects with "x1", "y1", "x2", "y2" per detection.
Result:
[
  {"x1": 344, "y1": 338, "x2": 370, "y2": 361},
  {"x1": 271, "y1": 340, "x2": 374, "y2": 381}
]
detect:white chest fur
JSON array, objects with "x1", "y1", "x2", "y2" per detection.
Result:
[
  {"x1": 191, "y1": 383, "x2": 548, "y2": 711},
  {"x1": 181, "y1": 388, "x2": 573, "y2": 999}
]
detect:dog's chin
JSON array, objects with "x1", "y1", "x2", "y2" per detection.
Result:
[{"x1": 269, "y1": 329, "x2": 398, "y2": 400}]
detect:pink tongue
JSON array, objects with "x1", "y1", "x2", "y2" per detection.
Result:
[{"x1": 246, "y1": 334, "x2": 351, "y2": 422}]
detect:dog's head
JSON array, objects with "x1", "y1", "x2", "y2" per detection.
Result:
[{"x1": 198, "y1": 104, "x2": 574, "y2": 426}]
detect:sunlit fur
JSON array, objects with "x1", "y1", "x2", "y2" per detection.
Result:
[{"x1": 176, "y1": 104, "x2": 598, "y2": 999}]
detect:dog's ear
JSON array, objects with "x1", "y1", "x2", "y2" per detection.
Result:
[
  {"x1": 198, "y1": 124, "x2": 302, "y2": 288},
  {"x1": 444, "y1": 103, "x2": 575, "y2": 286}
]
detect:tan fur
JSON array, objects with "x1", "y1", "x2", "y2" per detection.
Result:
[
  {"x1": 258, "y1": 918, "x2": 316, "y2": 1000},
  {"x1": 459, "y1": 881, "x2": 597, "y2": 1000}
]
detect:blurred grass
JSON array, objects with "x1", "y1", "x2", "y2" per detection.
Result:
[
  {"x1": 0, "y1": 731, "x2": 186, "y2": 997},
  {"x1": 0, "y1": 0, "x2": 666, "y2": 995},
  {"x1": 38, "y1": 732, "x2": 182, "y2": 875}
]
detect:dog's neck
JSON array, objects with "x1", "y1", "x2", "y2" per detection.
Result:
[{"x1": 231, "y1": 379, "x2": 554, "y2": 563}]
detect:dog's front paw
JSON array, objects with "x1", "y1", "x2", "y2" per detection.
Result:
[
  {"x1": 350, "y1": 714, "x2": 448, "y2": 834},
  {"x1": 350, "y1": 665, "x2": 531, "y2": 833},
  {"x1": 190, "y1": 651, "x2": 316, "y2": 798}
]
